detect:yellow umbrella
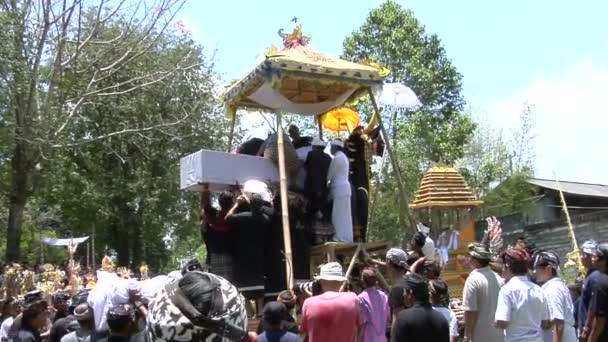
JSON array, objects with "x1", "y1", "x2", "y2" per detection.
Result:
[{"x1": 319, "y1": 107, "x2": 361, "y2": 132}]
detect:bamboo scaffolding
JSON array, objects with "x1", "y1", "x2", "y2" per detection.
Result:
[{"x1": 277, "y1": 112, "x2": 295, "y2": 290}]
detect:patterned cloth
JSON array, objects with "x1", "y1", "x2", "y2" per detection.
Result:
[
  {"x1": 146, "y1": 272, "x2": 248, "y2": 342},
  {"x1": 358, "y1": 288, "x2": 389, "y2": 342},
  {"x1": 385, "y1": 248, "x2": 407, "y2": 268},
  {"x1": 468, "y1": 242, "x2": 493, "y2": 260}
]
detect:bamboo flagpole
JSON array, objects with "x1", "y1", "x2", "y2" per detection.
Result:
[
  {"x1": 554, "y1": 174, "x2": 585, "y2": 278},
  {"x1": 554, "y1": 177, "x2": 578, "y2": 251},
  {"x1": 276, "y1": 112, "x2": 295, "y2": 290},
  {"x1": 367, "y1": 89, "x2": 416, "y2": 231}
]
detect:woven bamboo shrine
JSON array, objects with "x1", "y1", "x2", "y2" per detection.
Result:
[{"x1": 410, "y1": 165, "x2": 482, "y2": 210}]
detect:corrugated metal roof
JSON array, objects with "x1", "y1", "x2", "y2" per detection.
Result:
[{"x1": 529, "y1": 178, "x2": 608, "y2": 198}]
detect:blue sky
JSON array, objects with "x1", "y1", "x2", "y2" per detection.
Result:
[{"x1": 180, "y1": 0, "x2": 608, "y2": 184}]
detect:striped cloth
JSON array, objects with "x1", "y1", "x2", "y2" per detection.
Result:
[{"x1": 358, "y1": 288, "x2": 389, "y2": 342}]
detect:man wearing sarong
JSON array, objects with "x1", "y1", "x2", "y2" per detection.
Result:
[{"x1": 327, "y1": 139, "x2": 353, "y2": 242}]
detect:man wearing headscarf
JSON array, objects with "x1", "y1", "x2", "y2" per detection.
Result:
[
  {"x1": 462, "y1": 242, "x2": 504, "y2": 342},
  {"x1": 385, "y1": 248, "x2": 408, "y2": 283},
  {"x1": 391, "y1": 273, "x2": 449, "y2": 342},
  {"x1": 327, "y1": 139, "x2": 353, "y2": 242},
  {"x1": 578, "y1": 240, "x2": 602, "y2": 340},
  {"x1": 584, "y1": 243, "x2": 608, "y2": 342},
  {"x1": 533, "y1": 251, "x2": 577, "y2": 342},
  {"x1": 495, "y1": 247, "x2": 550, "y2": 342}
]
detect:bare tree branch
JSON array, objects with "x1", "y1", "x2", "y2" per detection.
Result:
[
  {"x1": 53, "y1": 69, "x2": 99, "y2": 137},
  {"x1": 61, "y1": 0, "x2": 107, "y2": 67},
  {"x1": 49, "y1": 111, "x2": 191, "y2": 148}
]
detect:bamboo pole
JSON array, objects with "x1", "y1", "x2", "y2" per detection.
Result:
[
  {"x1": 276, "y1": 112, "x2": 295, "y2": 290},
  {"x1": 340, "y1": 243, "x2": 363, "y2": 292},
  {"x1": 360, "y1": 248, "x2": 390, "y2": 291},
  {"x1": 367, "y1": 89, "x2": 416, "y2": 231},
  {"x1": 554, "y1": 177, "x2": 578, "y2": 251},
  {"x1": 227, "y1": 113, "x2": 237, "y2": 152},
  {"x1": 318, "y1": 118, "x2": 324, "y2": 140}
]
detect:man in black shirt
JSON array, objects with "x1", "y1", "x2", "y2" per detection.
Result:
[
  {"x1": 588, "y1": 243, "x2": 608, "y2": 342},
  {"x1": 226, "y1": 190, "x2": 271, "y2": 315},
  {"x1": 288, "y1": 125, "x2": 312, "y2": 149},
  {"x1": 391, "y1": 273, "x2": 449, "y2": 342},
  {"x1": 304, "y1": 137, "x2": 331, "y2": 241}
]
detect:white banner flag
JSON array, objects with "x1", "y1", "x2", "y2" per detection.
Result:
[{"x1": 42, "y1": 236, "x2": 89, "y2": 246}]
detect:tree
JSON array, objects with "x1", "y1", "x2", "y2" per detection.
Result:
[
  {"x1": 25, "y1": 17, "x2": 225, "y2": 270},
  {"x1": 342, "y1": 1, "x2": 475, "y2": 242},
  {"x1": 0, "y1": 0, "x2": 210, "y2": 261},
  {"x1": 458, "y1": 103, "x2": 537, "y2": 217},
  {"x1": 457, "y1": 113, "x2": 511, "y2": 199}
]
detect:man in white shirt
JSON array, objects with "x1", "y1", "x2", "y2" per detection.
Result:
[
  {"x1": 462, "y1": 242, "x2": 504, "y2": 342},
  {"x1": 495, "y1": 247, "x2": 551, "y2": 342},
  {"x1": 532, "y1": 251, "x2": 577, "y2": 342},
  {"x1": 327, "y1": 139, "x2": 353, "y2": 242}
]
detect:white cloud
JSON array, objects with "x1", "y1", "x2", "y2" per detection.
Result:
[{"x1": 487, "y1": 57, "x2": 608, "y2": 184}]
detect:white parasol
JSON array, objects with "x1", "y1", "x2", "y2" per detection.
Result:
[{"x1": 377, "y1": 82, "x2": 422, "y2": 112}]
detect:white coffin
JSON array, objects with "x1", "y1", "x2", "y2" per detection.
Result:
[{"x1": 180, "y1": 149, "x2": 279, "y2": 192}]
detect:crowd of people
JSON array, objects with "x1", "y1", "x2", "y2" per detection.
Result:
[{"x1": 0, "y1": 222, "x2": 607, "y2": 341}]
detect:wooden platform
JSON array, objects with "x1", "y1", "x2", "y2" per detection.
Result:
[
  {"x1": 309, "y1": 241, "x2": 391, "y2": 291},
  {"x1": 310, "y1": 241, "x2": 390, "y2": 264}
]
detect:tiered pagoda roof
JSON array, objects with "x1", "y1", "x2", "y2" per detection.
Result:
[{"x1": 410, "y1": 166, "x2": 482, "y2": 209}]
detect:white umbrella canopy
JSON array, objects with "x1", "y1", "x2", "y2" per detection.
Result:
[{"x1": 377, "y1": 82, "x2": 422, "y2": 112}]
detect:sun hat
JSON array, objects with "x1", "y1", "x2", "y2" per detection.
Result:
[{"x1": 315, "y1": 262, "x2": 347, "y2": 282}]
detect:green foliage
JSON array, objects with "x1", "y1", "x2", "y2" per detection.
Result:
[
  {"x1": 0, "y1": 1, "x2": 226, "y2": 268},
  {"x1": 457, "y1": 116, "x2": 511, "y2": 199},
  {"x1": 342, "y1": 0, "x2": 475, "y2": 244},
  {"x1": 483, "y1": 171, "x2": 537, "y2": 216}
]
